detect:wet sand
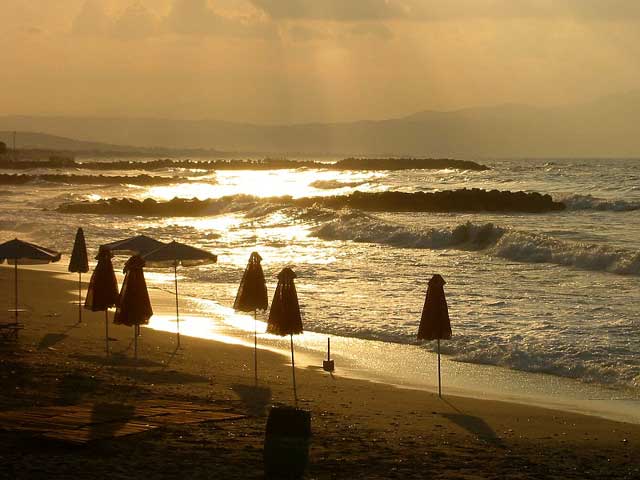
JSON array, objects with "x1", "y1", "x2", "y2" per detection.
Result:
[{"x1": 1, "y1": 266, "x2": 638, "y2": 479}]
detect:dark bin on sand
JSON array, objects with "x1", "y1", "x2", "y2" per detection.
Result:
[{"x1": 264, "y1": 405, "x2": 311, "y2": 478}]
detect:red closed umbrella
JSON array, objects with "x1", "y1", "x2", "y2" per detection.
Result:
[
  {"x1": 233, "y1": 252, "x2": 268, "y2": 384},
  {"x1": 267, "y1": 267, "x2": 303, "y2": 402},
  {"x1": 417, "y1": 274, "x2": 452, "y2": 398},
  {"x1": 114, "y1": 255, "x2": 153, "y2": 360},
  {"x1": 85, "y1": 246, "x2": 119, "y2": 356},
  {"x1": 68, "y1": 228, "x2": 89, "y2": 324}
]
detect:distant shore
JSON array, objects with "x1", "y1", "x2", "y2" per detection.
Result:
[{"x1": 1, "y1": 265, "x2": 638, "y2": 478}]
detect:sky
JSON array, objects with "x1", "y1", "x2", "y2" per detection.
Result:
[{"x1": 2, "y1": 0, "x2": 640, "y2": 124}]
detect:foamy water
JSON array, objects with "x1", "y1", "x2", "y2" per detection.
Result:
[{"x1": 2, "y1": 157, "x2": 639, "y2": 397}]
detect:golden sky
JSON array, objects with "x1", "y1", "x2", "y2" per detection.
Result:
[{"x1": 2, "y1": 0, "x2": 639, "y2": 123}]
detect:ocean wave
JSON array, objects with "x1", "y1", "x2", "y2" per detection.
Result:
[
  {"x1": 309, "y1": 179, "x2": 365, "y2": 189},
  {"x1": 559, "y1": 194, "x2": 640, "y2": 211},
  {"x1": 312, "y1": 212, "x2": 640, "y2": 275},
  {"x1": 296, "y1": 317, "x2": 639, "y2": 389},
  {"x1": 449, "y1": 335, "x2": 640, "y2": 389}
]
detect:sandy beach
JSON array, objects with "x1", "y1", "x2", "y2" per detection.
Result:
[{"x1": 1, "y1": 265, "x2": 639, "y2": 479}]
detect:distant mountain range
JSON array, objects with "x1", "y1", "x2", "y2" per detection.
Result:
[{"x1": 2, "y1": 91, "x2": 640, "y2": 158}]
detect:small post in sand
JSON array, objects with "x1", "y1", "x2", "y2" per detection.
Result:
[{"x1": 105, "y1": 310, "x2": 110, "y2": 356}]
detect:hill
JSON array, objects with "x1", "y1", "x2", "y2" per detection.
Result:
[{"x1": 2, "y1": 91, "x2": 640, "y2": 157}]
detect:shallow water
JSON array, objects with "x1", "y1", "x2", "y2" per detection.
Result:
[{"x1": 2, "y1": 157, "x2": 639, "y2": 397}]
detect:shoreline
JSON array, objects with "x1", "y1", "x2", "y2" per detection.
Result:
[
  {"x1": 12, "y1": 263, "x2": 640, "y2": 426},
  {"x1": 2, "y1": 265, "x2": 639, "y2": 478}
]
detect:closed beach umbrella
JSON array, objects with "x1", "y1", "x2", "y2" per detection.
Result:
[
  {"x1": 114, "y1": 255, "x2": 153, "y2": 360},
  {"x1": 267, "y1": 267, "x2": 303, "y2": 402},
  {"x1": 233, "y1": 252, "x2": 268, "y2": 384},
  {"x1": 102, "y1": 235, "x2": 165, "y2": 256},
  {"x1": 0, "y1": 238, "x2": 61, "y2": 323},
  {"x1": 417, "y1": 274, "x2": 452, "y2": 398},
  {"x1": 85, "y1": 245, "x2": 119, "y2": 356},
  {"x1": 143, "y1": 241, "x2": 217, "y2": 348},
  {"x1": 68, "y1": 228, "x2": 89, "y2": 324}
]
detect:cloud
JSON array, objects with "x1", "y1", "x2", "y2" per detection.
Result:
[
  {"x1": 250, "y1": 0, "x2": 409, "y2": 21},
  {"x1": 165, "y1": 0, "x2": 270, "y2": 37},
  {"x1": 350, "y1": 23, "x2": 393, "y2": 40},
  {"x1": 72, "y1": 0, "x2": 271, "y2": 39},
  {"x1": 112, "y1": 3, "x2": 160, "y2": 39},
  {"x1": 250, "y1": 0, "x2": 640, "y2": 22},
  {"x1": 72, "y1": 0, "x2": 111, "y2": 36}
]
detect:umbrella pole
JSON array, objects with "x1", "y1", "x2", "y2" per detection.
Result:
[
  {"x1": 105, "y1": 310, "x2": 110, "y2": 357},
  {"x1": 134, "y1": 326, "x2": 138, "y2": 361},
  {"x1": 78, "y1": 272, "x2": 82, "y2": 324},
  {"x1": 437, "y1": 339, "x2": 442, "y2": 398},
  {"x1": 290, "y1": 334, "x2": 297, "y2": 405},
  {"x1": 254, "y1": 309, "x2": 258, "y2": 386},
  {"x1": 174, "y1": 263, "x2": 180, "y2": 348},
  {"x1": 14, "y1": 260, "x2": 18, "y2": 324}
]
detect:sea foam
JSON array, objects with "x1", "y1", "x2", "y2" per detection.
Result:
[{"x1": 312, "y1": 211, "x2": 640, "y2": 275}]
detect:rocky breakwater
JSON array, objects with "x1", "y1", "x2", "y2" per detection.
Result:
[{"x1": 56, "y1": 189, "x2": 565, "y2": 217}]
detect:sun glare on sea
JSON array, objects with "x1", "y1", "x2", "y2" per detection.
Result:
[{"x1": 144, "y1": 169, "x2": 383, "y2": 201}]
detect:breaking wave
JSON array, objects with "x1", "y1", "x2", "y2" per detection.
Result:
[
  {"x1": 309, "y1": 179, "x2": 366, "y2": 189},
  {"x1": 312, "y1": 211, "x2": 640, "y2": 275},
  {"x1": 559, "y1": 194, "x2": 640, "y2": 211}
]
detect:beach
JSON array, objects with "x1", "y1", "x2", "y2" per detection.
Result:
[{"x1": 1, "y1": 265, "x2": 638, "y2": 479}]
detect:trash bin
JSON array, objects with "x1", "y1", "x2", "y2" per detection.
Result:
[{"x1": 264, "y1": 405, "x2": 311, "y2": 479}]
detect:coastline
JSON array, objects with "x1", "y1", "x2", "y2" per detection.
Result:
[{"x1": 1, "y1": 264, "x2": 639, "y2": 478}]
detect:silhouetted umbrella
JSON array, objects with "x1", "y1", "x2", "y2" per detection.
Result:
[
  {"x1": 68, "y1": 228, "x2": 89, "y2": 324},
  {"x1": 233, "y1": 252, "x2": 268, "y2": 384},
  {"x1": 267, "y1": 267, "x2": 303, "y2": 403},
  {"x1": 417, "y1": 274, "x2": 452, "y2": 398},
  {"x1": 0, "y1": 238, "x2": 61, "y2": 324},
  {"x1": 114, "y1": 255, "x2": 153, "y2": 360},
  {"x1": 143, "y1": 241, "x2": 217, "y2": 347},
  {"x1": 85, "y1": 246, "x2": 119, "y2": 356},
  {"x1": 102, "y1": 235, "x2": 165, "y2": 256}
]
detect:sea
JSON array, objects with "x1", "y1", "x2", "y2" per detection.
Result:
[{"x1": 1, "y1": 157, "x2": 639, "y2": 419}]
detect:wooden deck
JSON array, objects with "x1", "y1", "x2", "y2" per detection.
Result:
[{"x1": 0, "y1": 400, "x2": 246, "y2": 444}]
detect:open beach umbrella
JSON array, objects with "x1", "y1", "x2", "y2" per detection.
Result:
[
  {"x1": 68, "y1": 228, "x2": 89, "y2": 324},
  {"x1": 102, "y1": 235, "x2": 166, "y2": 256},
  {"x1": 267, "y1": 267, "x2": 303, "y2": 403},
  {"x1": 417, "y1": 274, "x2": 452, "y2": 398},
  {"x1": 114, "y1": 255, "x2": 153, "y2": 360},
  {"x1": 0, "y1": 238, "x2": 61, "y2": 323},
  {"x1": 85, "y1": 246, "x2": 119, "y2": 356},
  {"x1": 233, "y1": 252, "x2": 268, "y2": 384},
  {"x1": 143, "y1": 241, "x2": 217, "y2": 348}
]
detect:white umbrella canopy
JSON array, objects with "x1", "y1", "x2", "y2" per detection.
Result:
[
  {"x1": 102, "y1": 235, "x2": 166, "y2": 256},
  {"x1": 143, "y1": 241, "x2": 217, "y2": 347},
  {"x1": 0, "y1": 238, "x2": 61, "y2": 323},
  {"x1": 0, "y1": 238, "x2": 61, "y2": 265},
  {"x1": 143, "y1": 241, "x2": 217, "y2": 267}
]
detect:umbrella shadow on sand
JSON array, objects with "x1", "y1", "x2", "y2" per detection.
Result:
[
  {"x1": 37, "y1": 333, "x2": 68, "y2": 350},
  {"x1": 88, "y1": 402, "x2": 136, "y2": 441},
  {"x1": 56, "y1": 372, "x2": 100, "y2": 405},
  {"x1": 231, "y1": 383, "x2": 272, "y2": 417},
  {"x1": 70, "y1": 352, "x2": 163, "y2": 368},
  {"x1": 439, "y1": 398, "x2": 505, "y2": 448},
  {"x1": 116, "y1": 367, "x2": 210, "y2": 385},
  {"x1": 37, "y1": 321, "x2": 91, "y2": 350}
]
